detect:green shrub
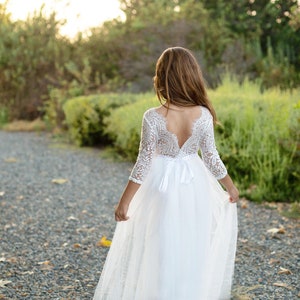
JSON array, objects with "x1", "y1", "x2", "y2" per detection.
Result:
[
  {"x1": 105, "y1": 93, "x2": 157, "y2": 160},
  {"x1": 0, "y1": 106, "x2": 9, "y2": 128},
  {"x1": 43, "y1": 63, "x2": 94, "y2": 131},
  {"x1": 211, "y1": 75, "x2": 299, "y2": 202},
  {"x1": 0, "y1": 106, "x2": 8, "y2": 128},
  {"x1": 63, "y1": 93, "x2": 140, "y2": 146},
  {"x1": 64, "y1": 77, "x2": 298, "y2": 202},
  {"x1": 104, "y1": 78, "x2": 299, "y2": 203}
]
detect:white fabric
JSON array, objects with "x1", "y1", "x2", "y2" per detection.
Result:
[{"x1": 93, "y1": 106, "x2": 238, "y2": 300}]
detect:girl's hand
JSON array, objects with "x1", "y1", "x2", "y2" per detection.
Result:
[
  {"x1": 228, "y1": 185, "x2": 239, "y2": 203},
  {"x1": 114, "y1": 181, "x2": 140, "y2": 222},
  {"x1": 115, "y1": 203, "x2": 129, "y2": 222}
]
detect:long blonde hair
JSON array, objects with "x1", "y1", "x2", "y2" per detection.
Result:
[{"x1": 153, "y1": 47, "x2": 217, "y2": 124}]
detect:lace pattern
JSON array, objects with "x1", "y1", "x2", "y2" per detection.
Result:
[
  {"x1": 129, "y1": 106, "x2": 227, "y2": 183},
  {"x1": 198, "y1": 111, "x2": 228, "y2": 180},
  {"x1": 128, "y1": 114, "x2": 157, "y2": 184}
]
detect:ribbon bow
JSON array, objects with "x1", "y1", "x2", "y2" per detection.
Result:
[{"x1": 159, "y1": 157, "x2": 194, "y2": 192}]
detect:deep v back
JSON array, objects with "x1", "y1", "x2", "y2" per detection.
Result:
[{"x1": 154, "y1": 106, "x2": 203, "y2": 150}]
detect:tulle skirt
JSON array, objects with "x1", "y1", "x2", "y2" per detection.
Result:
[{"x1": 93, "y1": 153, "x2": 238, "y2": 300}]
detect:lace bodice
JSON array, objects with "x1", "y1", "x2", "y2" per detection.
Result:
[{"x1": 129, "y1": 106, "x2": 227, "y2": 184}]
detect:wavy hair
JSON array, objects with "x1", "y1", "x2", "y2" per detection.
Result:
[{"x1": 153, "y1": 47, "x2": 217, "y2": 124}]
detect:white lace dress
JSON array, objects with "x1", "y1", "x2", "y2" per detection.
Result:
[{"x1": 93, "y1": 106, "x2": 238, "y2": 300}]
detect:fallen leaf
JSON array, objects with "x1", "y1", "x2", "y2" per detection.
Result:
[
  {"x1": 240, "y1": 200, "x2": 248, "y2": 209},
  {"x1": 277, "y1": 227, "x2": 285, "y2": 234},
  {"x1": 62, "y1": 285, "x2": 74, "y2": 291},
  {"x1": 278, "y1": 267, "x2": 292, "y2": 275},
  {"x1": 38, "y1": 260, "x2": 53, "y2": 270},
  {"x1": 4, "y1": 157, "x2": 17, "y2": 163},
  {"x1": 6, "y1": 257, "x2": 17, "y2": 263},
  {"x1": 0, "y1": 192, "x2": 4, "y2": 197},
  {"x1": 0, "y1": 280, "x2": 12, "y2": 288},
  {"x1": 73, "y1": 243, "x2": 81, "y2": 248},
  {"x1": 267, "y1": 226, "x2": 285, "y2": 235},
  {"x1": 4, "y1": 224, "x2": 16, "y2": 230},
  {"x1": 96, "y1": 236, "x2": 112, "y2": 247},
  {"x1": 38, "y1": 260, "x2": 52, "y2": 265},
  {"x1": 269, "y1": 258, "x2": 280, "y2": 265},
  {"x1": 51, "y1": 178, "x2": 68, "y2": 184},
  {"x1": 20, "y1": 271, "x2": 34, "y2": 275},
  {"x1": 239, "y1": 238, "x2": 248, "y2": 243},
  {"x1": 273, "y1": 282, "x2": 292, "y2": 289}
]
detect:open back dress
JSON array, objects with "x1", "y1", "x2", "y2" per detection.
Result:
[{"x1": 93, "y1": 106, "x2": 238, "y2": 300}]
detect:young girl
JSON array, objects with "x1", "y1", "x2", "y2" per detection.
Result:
[{"x1": 93, "y1": 47, "x2": 239, "y2": 300}]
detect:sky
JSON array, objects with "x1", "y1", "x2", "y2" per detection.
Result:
[{"x1": 2, "y1": 0, "x2": 124, "y2": 38}]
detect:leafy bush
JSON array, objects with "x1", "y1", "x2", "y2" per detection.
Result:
[
  {"x1": 0, "y1": 106, "x2": 8, "y2": 128},
  {"x1": 104, "y1": 94, "x2": 157, "y2": 160},
  {"x1": 0, "y1": 5, "x2": 73, "y2": 120},
  {"x1": 211, "y1": 76, "x2": 299, "y2": 202},
  {"x1": 104, "y1": 78, "x2": 299, "y2": 203},
  {"x1": 63, "y1": 93, "x2": 140, "y2": 146}
]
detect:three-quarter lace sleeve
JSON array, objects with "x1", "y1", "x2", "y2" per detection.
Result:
[
  {"x1": 199, "y1": 114, "x2": 227, "y2": 180},
  {"x1": 129, "y1": 113, "x2": 157, "y2": 184}
]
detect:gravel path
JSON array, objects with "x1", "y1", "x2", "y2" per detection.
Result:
[{"x1": 0, "y1": 131, "x2": 299, "y2": 300}]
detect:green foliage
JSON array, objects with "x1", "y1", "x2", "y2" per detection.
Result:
[
  {"x1": 42, "y1": 60, "x2": 94, "y2": 130},
  {"x1": 0, "y1": 106, "x2": 8, "y2": 128},
  {"x1": 103, "y1": 78, "x2": 299, "y2": 203},
  {"x1": 1, "y1": 0, "x2": 300, "y2": 121},
  {"x1": 63, "y1": 93, "x2": 140, "y2": 146},
  {"x1": 255, "y1": 38, "x2": 300, "y2": 90},
  {"x1": 0, "y1": 4, "x2": 71, "y2": 120},
  {"x1": 105, "y1": 94, "x2": 157, "y2": 160},
  {"x1": 211, "y1": 75, "x2": 299, "y2": 202}
]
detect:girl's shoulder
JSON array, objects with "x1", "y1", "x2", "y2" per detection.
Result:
[
  {"x1": 199, "y1": 106, "x2": 212, "y2": 119},
  {"x1": 143, "y1": 106, "x2": 161, "y2": 118}
]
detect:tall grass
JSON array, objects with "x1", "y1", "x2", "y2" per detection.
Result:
[
  {"x1": 104, "y1": 78, "x2": 299, "y2": 202},
  {"x1": 63, "y1": 93, "x2": 145, "y2": 146},
  {"x1": 210, "y1": 76, "x2": 299, "y2": 201}
]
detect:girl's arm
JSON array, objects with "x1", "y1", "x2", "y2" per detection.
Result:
[
  {"x1": 219, "y1": 174, "x2": 239, "y2": 203},
  {"x1": 115, "y1": 111, "x2": 156, "y2": 222},
  {"x1": 115, "y1": 181, "x2": 140, "y2": 221},
  {"x1": 200, "y1": 111, "x2": 239, "y2": 203}
]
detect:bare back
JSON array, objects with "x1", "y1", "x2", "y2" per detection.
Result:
[{"x1": 155, "y1": 105, "x2": 202, "y2": 148}]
